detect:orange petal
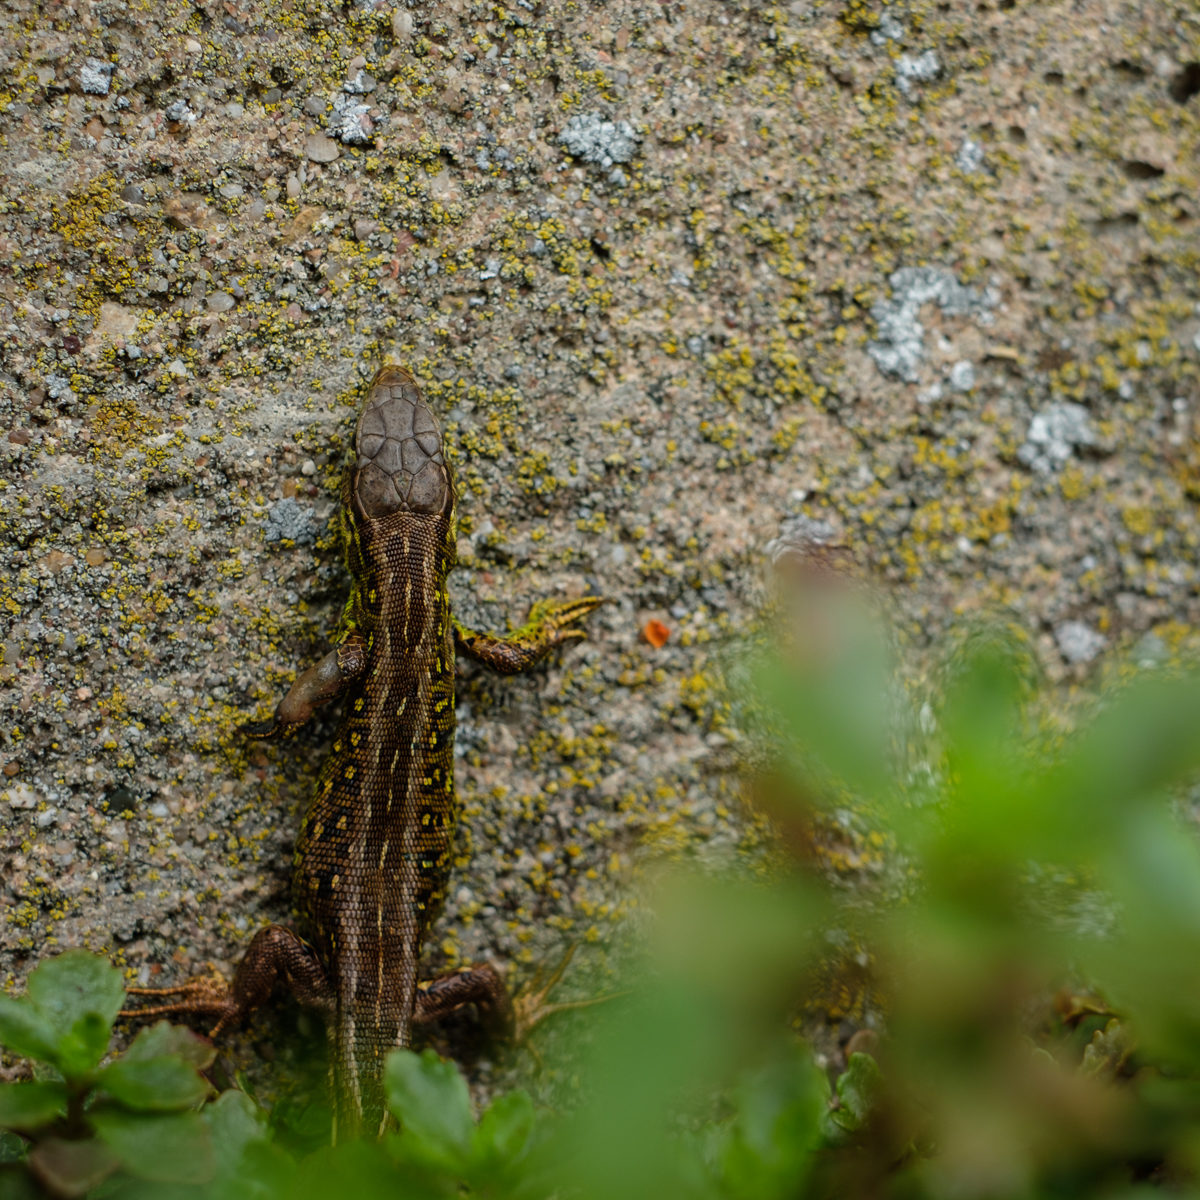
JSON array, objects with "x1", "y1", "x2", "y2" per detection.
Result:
[{"x1": 642, "y1": 619, "x2": 670, "y2": 648}]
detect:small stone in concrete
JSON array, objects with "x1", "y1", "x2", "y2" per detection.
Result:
[
  {"x1": 164, "y1": 99, "x2": 197, "y2": 124},
  {"x1": 4, "y1": 783, "x2": 38, "y2": 809},
  {"x1": 305, "y1": 133, "x2": 341, "y2": 163}
]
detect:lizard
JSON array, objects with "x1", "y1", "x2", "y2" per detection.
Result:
[{"x1": 123, "y1": 365, "x2": 602, "y2": 1140}]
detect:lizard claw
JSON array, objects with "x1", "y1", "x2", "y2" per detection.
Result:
[
  {"x1": 237, "y1": 716, "x2": 279, "y2": 740},
  {"x1": 525, "y1": 596, "x2": 606, "y2": 656},
  {"x1": 121, "y1": 968, "x2": 239, "y2": 1039},
  {"x1": 510, "y1": 943, "x2": 626, "y2": 1044}
]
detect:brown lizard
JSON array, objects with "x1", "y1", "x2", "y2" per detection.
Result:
[{"x1": 124, "y1": 365, "x2": 601, "y2": 1139}]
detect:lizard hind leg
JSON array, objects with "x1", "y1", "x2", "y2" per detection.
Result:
[
  {"x1": 413, "y1": 946, "x2": 623, "y2": 1046},
  {"x1": 121, "y1": 924, "x2": 332, "y2": 1040},
  {"x1": 413, "y1": 963, "x2": 514, "y2": 1035}
]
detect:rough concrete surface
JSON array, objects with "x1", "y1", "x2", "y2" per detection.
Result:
[{"x1": 1, "y1": 0, "x2": 1199, "y2": 1082}]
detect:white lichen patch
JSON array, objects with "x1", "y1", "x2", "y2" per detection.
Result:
[
  {"x1": 1055, "y1": 620, "x2": 1106, "y2": 665},
  {"x1": 1017, "y1": 402, "x2": 1095, "y2": 474},
  {"x1": 867, "y1": 267, "x2": 994, "y2": 382},
  {"x1": 559, "y1": 113, "x2": 640, "y2": 169},
  {"x1": 328, "y1": 92, "x2": 374, "y2": 145},
  {"x1": 80, "y1": 58, "x2": 114, "y2": 95},
  {"x1": 896, "y1": 50, "x2": 942, "y2": 97}
]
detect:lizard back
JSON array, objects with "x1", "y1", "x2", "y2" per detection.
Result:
[{"x1": 294, "y1": 366, "x2": 457, "y2": 1135}]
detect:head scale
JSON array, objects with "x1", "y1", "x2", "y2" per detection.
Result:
[{"x1": 349, "y1": 366, "x2": 454, "y2": 523}]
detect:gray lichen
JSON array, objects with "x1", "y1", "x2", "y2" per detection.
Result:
[
  {"x1": 1017, "y1": 402, "x2": 1095, "y2": 474},
  {"x1": 263, "y1": 498, "x2": 318, "y2": 545},
  {"x1": 559, "y1": 113, "x2": 640, "y2": 168},
  {"x1": 1054, "y1": 620, "x2": 1106, "y2": 665},
  {"x1": 80, "y1": 58, "x2": 114, "y2": 95},
  {"x1": 867, "y1": 267, "x2": 992, "y2": 382}
]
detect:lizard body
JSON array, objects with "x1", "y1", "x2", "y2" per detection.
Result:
[{"x1": 126, "y1": 366, "x2": 600, "y2": 1138}]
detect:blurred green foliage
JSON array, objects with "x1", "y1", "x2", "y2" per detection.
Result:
[{"x1": 5, "y1": 596, "x2": 1200, "y2": 1198}]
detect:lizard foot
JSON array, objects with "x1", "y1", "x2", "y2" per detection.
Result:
[
  {"x1": 511, "y1": 943, "x2": 626, "y2": 1044},
  {"x1": 522, "y1": 595, "x2": 606, "y2": 651},
  {"x1": 454, "y1": 596, "x2": 605, "y2": 675},
  {"x1": 121, "y1": 969, "x2": 239, "y2": 1038}
]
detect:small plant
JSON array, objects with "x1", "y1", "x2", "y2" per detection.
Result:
[
  {"x1": 0, "y1": 951, "x2": 254, "y2": 1197},
  {"x1": 6, "y1": 610, "x2": 1200, "y2": 1197},
  {"x1": 0, "y1": 951, "x2": 546, "y2": 1199}
]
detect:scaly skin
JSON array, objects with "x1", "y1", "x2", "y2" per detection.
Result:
[{"x1": 124, "y1": 366, "x2": 602, "y2": 1140}]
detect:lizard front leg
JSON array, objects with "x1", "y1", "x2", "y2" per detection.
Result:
[
  {"x1": 240, "y1": 634, "x2": 367, "y2": 739},
  {"x1": 122, "y1": 925, "x2": 333, "y2": 1038},
  {"x1": 454, "y1": 596, "x2": 603, "y2": 675}
]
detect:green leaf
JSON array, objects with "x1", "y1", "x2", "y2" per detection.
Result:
[
  {"x1": 383, "y1": 1048, "x2": 473, "y2": 1164},
  {"x1": 938, "y1": 628, "x2": 1030, "y2": 810},
  {"x1": 0, "y1": 997, "x2": 59, "y2": 1065},
  {"x1": 26, "y1": 952, "x2": 125, "y2": 1040},
  {"x1": 718, "y1": 1044, "x2": 825, "y2": 1199},
  {"x1": 201, "y1": 1090, "x2": 288, "y2": 1200},
  {"x1": 474, "y1": 1090, "x2": 535, "y2": 1163},
  {"x1": 0, "y1": 1081, "x2": 68, "y2": 1131},
  {"x1": 123, "y1": 1021, "x2": 216, "y2": 1070},
  {"x1": 204, "y1": 1089, "x2": 267, "y2": 1168},
  {"x1": 56, "y1": 1011, "x2": 114, "y2": 1079},
  {"x1": 98, "y1": 1055, "x2": 210, "y2": 1112},
  {"x1": 0, "y1": 1129, "x2": 30, "y2": 1164},
  {"x1": 89, "y1": 1107, "x2": 215, "y2": 1185},
  {"x1": 829, "y1": 1052, "x2": 882, "y2": 1135},
  {"x1": 27, "y1": 1137, "x2": 120, "y2": 1198},
  {"x1": 291, "y1": 1140, "x2": 412, "y2": 1199}
]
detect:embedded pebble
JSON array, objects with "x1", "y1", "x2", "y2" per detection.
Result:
[
  {"x1": 164, "y1": 99, "x2": 197, "y2": 124},
  {"x1": 4, "y1": 783, "x2": 38, "y2": 809},
  {"x1": 305, "y1": 133, "x2": 340, "y2": 162}
]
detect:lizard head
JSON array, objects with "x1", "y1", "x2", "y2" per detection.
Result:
[{"x1": 350, "y1": 366, "x2": 454, "y2": 521}]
